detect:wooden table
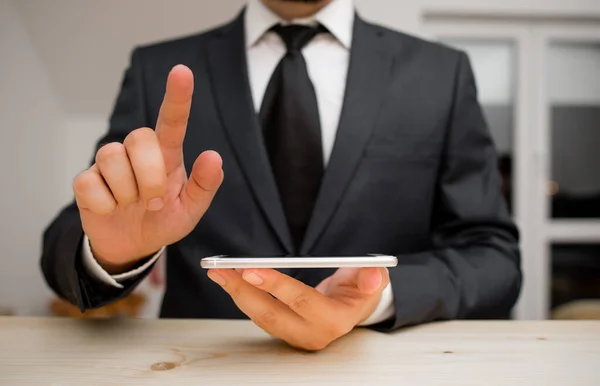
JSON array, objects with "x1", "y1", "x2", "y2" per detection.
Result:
[{"x1": 1, "y1": 317, "x2": 599, "y2": 385}]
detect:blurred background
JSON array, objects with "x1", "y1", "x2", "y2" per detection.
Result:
[{"x1": 0, "y1": 0, "x2": 599, "y2": 320}]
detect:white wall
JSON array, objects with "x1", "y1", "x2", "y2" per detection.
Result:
[
  {"x1": 0, "y1": 0, "x2": 67, "y2": 315},
  {"x1": 1, "y1": 0, "x2": 599, "y2": 317}
]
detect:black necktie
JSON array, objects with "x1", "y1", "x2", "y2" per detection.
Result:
[{"x1": 259, "y1": 24, "x2": 326, "y2": 250}]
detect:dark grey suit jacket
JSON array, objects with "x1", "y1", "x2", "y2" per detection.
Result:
[{"x1": 41, "y1": 11, "x2": 522, "y2": 330}]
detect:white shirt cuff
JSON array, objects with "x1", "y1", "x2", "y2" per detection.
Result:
[
  {"x1": 81, "y1": 235, "x2": 164, "y2": 289},
  {"x1": 357, "y1": 282, "x2": 395, "y2": 326}
]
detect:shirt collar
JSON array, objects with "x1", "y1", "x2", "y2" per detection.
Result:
[{"x1": 244, "y1": 0, "x2": 354, "y2": 49}]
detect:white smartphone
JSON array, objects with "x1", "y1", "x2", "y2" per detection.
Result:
[{"x1": 200, "y1": 255, "x2": 398, "y2": 269}]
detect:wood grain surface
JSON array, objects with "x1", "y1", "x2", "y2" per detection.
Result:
[{"x1": 0, "y1": 317, "x2": 598, "y2": 385}]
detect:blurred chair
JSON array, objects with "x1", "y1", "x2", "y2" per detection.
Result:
[
  {"x1": 551, "y1": 244, "x2": 600, "y2": 320},
  {"x1": 552, "y1": 299, "x2": 600, "y2": 320},
  {"x1": 50, "y1": 293, "x2": 146, "y2": 318}
]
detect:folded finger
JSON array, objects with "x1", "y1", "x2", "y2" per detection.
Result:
[
  {"x1": 73, "y1": 165, "x2": 117, "y2": 215},
  {"x1": 123, "y1": 128, "x2": 167, "y2": 211},
  {"x1": 95, "y1": 142, "x2": 138, "y2": 206}
]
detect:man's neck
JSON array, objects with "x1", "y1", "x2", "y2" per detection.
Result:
[{"x1": 260, "y1": 0, "x2": 333, "y2": 21}]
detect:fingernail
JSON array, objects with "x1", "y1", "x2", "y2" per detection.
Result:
[
  {"x1": 147, "y1": 198, "x2": 164, "y2": 211},
  {"x1": 242, "y1": 271, "x2": 263, "y2": 286},
  {"x1": 208, "y1": 271, "x2": 226, "y2": 286}
]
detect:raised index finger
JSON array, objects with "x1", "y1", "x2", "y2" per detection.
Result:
[{"x1": 155, "y1": 64, "x2": 194, "y2": 174}]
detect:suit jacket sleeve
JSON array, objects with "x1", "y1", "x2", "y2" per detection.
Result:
[
  {"x1": 40, "y1": 48, "x2": 156, "y2": 311},
  {"x1": 380, "y1": 52, "x2": 522, "y2": 330}
]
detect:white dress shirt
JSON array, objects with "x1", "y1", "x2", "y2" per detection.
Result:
[{"x1": 82, "y1": 0, "x2": 395, "y2": 326}]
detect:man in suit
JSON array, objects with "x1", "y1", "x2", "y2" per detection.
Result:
[{"x1": 41, "y1": 0, "x2": 522, "y2": 351}]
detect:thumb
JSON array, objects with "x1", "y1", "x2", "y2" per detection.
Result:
[
  {"x1": 180, "y1": 150, "x2": 223, "y2": 220},
  {"x1": 355, "y1": 267, "x2": 385, "y2": 295}
]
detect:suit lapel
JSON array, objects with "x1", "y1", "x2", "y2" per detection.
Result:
[
  {"x1": 300, "y1": 17, "x2": 394, "y2": 255},
  {"x1": 207, "y1": 12, "x2": 294, "y2": 254}
]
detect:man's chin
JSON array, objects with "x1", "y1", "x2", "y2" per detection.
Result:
[{"x1": 277, "y1": 0, "x2": 324, "y2": 3}]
